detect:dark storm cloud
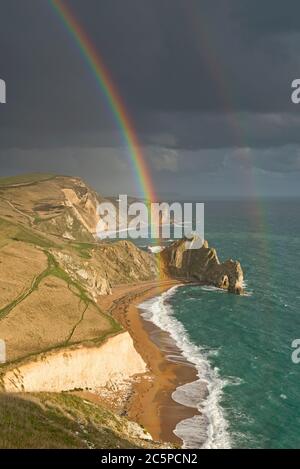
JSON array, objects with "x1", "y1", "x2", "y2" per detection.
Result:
[
  {"x1": 64, "y1": 0, "x2": 299, "y2": 113},
  {"x1": 141, "y1": 112, "x2": 300, "y2": 151},
  {"x1": 1, "y1": 0, "x2": 300, "y2": 196},
  {"x1": 234, "y1": 0, "x2": 300, "y2": 35},
  {"x1": 0, "y1": 0, "x2": 123, "y2": 143}
]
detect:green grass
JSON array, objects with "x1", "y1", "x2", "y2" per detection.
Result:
[
  {"x1": 49, "y1": 257, "x2": 122, "y2": 340},
  {"x1": 0, "y1": 218, "x2": 59, "y2": 250},
  {"x1": 0, "y1": 252, "x2": 53, "y2": 321},
  {"x1": 0, "y1": 220, "x2": 121, "y2": 365},
  {"x1": 33, "y1": 214, "x2": 44, "y2": 225},
  {"x1": 0, "y1": 218, "x2": 18, "y2": 249},
  {"x1": 12, "y1": 226, "x2": 58, "y2": 249},
  {"x1": 0, "y1": 249, "x2": 122, "y2": 352},
  {"x1": 70, "y1": 242, "x2": 95, "y2": 259},
  {"x1": 0, "y1": 392, "x2": 147, "y2": 449}
]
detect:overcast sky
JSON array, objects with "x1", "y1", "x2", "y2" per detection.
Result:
[{"x1": 1, "y1": 0, "x2": 300, "y2": 198}]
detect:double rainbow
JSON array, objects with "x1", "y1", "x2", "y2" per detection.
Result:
[
  {"x1": 50, "y1": 0, "x2": 166, "y2": 279},
  {"x1": 50, "y1": 0, "x2": 156, "y2": 204}
]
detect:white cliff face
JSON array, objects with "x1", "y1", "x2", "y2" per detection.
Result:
[
  {"x1": 51, "y1": 251, "x2": 112, "y2": 298},
  {"x1": 62, "y1": 185, "x2": 100, "y2": 238},
  {"x1": 2, "y1": 332, "x2": 146, "y2": 393}
]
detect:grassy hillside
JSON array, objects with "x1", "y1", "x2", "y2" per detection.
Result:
[
  {"x1": 0, "y1": 173, "x2": 163, "y2": 448},
  {"x1": 0, "y1": 392, "x2": 160, "y2": 449},
  {"x1": 0, "y1": 173, "x2": 157, "y2": 365},
  {"x1": 0, "y1": 237, "x2": 121, "y2": 363}
]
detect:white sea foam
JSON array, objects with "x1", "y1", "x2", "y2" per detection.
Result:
[
  {"x1": 241, "y1": 280, "x2": 254, "y2": 297},
  {"x1": 200, "y1": 285, "x2": 225, "y2": 293},
  {"x1": 147, "y1": 245, "x2": 164, "y2": 254},
  {"x1": 139, "y1": 287, "x2": 232, "y2": 449}
]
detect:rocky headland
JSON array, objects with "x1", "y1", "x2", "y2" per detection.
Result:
[{"x1": 160, "y1": 237, "x2": 244, "y2": 294}]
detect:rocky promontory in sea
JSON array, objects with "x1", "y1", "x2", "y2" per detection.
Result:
[{"x1": 159, "y1": 237, "x2": 244, "y2": 294}]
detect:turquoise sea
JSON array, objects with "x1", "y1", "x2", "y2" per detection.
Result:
[{"x1": 139, "y1": 200, "x2": 300, "y2": 448}]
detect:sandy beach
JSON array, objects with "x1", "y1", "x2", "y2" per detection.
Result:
[{"x1": 98, "y1": 280, "x2": 201, "y2": 446}]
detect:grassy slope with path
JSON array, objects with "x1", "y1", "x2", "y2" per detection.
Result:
[
  {"x1": 0, "y1": 245, "x2": 122, "y2": 366},
  {"x1": 0, "y1": 392, "x2": 159, "y2": 449}
]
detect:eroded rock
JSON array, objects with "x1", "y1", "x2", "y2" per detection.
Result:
[{"x1": 159, "y1": 237, "x2": 244, "y2": 294}]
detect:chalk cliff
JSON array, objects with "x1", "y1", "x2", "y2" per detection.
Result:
[{"x1": 1, "y1": 331, "x2": 146, "y2": 393}]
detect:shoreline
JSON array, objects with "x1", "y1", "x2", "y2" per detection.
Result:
[{"x1": 98, "y1": 280, "x2": 201, "y2": 446}]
